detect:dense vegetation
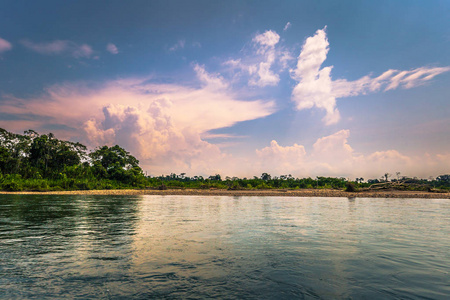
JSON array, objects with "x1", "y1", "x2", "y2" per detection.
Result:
[
  {"x1": 0, "y1": 128, "x2": 145, "y2": 191},
  {"x1": 1, "y1": 128, "x2": 449, "y2": 192}
]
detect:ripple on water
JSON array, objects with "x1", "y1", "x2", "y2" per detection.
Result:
[{"x1": 0, "y1": 195, "x2": 449, "y2": 299}]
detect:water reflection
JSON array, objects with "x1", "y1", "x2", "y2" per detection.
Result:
[{"x1": 0, "y1": 195, "x2": 449, "y2": 299}]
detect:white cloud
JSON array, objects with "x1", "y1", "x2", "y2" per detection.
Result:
[
  {"x1": 279, "y1": 51, "x2": 294, "y2": 70},
  {"x1": 332, "y1": 67, "x2": 450, "y2": 98},
  {"x1": 248, "y1": 30, "x2": 281, "y2": 87},
  {"x1": 106, "y1": 43, "x2": 119, "y2": 54},
  {"x1": 385, "y1": 67, "x2": 450, "y2": 90},
  {"x1": 290, "y1": 27, "x2": 340, "y2": 125},
  {"x1": 21, "y1": 39, "x2": 93, "y2": 58},
  {"x1": 221, "y1": 29, "x2": 296, "y2": 88},
  {"x1": 253, "y1": 30, "x2": 280, "y2": 47},
  {"x1": 291, "y1": 27, "x2": 450, "y2": 125},
  {"x1": 0, "y1": 37, "x2": 12, "y2": 53},
  {"x1": 194, "y1": 64, "x2": 228, "y2": 90},
  {"x1": 283, "y1": 22, "x2": 291, "y2": 31}
]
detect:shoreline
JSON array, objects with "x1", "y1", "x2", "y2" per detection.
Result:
[{"x1": 1, "y1": 188, "x2": 449, "y2": 199}]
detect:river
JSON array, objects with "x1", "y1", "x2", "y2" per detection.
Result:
[{"x1": 0, "y1": 195, "x2": 449, "y2": 299}]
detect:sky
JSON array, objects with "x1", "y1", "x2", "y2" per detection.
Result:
[{"x1": 1, "y1": 0, "x2": 449, "y2": 179}]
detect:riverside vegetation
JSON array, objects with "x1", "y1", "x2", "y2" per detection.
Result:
[{"x1": 1, "y1": 128, "x2": 449, "y2": 192}]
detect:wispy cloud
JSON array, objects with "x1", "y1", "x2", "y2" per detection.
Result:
[
  {"x1": 283, "y1": 22, "x2": 291, "y2": 31},
  {"x1": 169, "y1": 39, "x2": 186, "y2": 52},
  {"x1": 106, "y1": 43, "x2": 119, "y2": 54},
  {"x1": 222, "y1": 29, "x2": 296, "y2": 88},
  {"x1": 194, "y1": 64, "x2": 229, "y2": 90},
  {"x1": 21, "y1": 39, "x2": 94, "y2": 58},
  {"x1": 291, "y1": 27, "x2": 450, "y2": 125},
  {"x1": 0, "y1": 37, "x2": 12, "y2": 53}
]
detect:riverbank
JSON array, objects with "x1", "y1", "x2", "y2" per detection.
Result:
[{"x1": 1, "y1": 188, "x2": 449, "y2": 198}]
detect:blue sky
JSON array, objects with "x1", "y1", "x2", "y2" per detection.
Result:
[{"x1": 1, "y1": 0, "x2": 449, "y2": 179}]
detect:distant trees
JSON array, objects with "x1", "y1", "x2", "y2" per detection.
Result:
[
  {"x1": 436, "y1": 175, "x2": 450, "y2": 187},
  {"x1": 1, "y1": 127, "x2": 449, "y2": 192}
]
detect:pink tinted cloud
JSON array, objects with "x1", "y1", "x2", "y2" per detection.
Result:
[
  {"x1": 21, "y1": 39, "x2": 94, "y2": 58},
  {"x1": 0, "y1": 37, "x2": 12, "y2": 53},
  {"x1": 253, "y1": 130, "x2": 449, "y2": 179},
  {"x1": 106, "y1": 43, "x2": 119, "y2": 54},
  {"x1": 0, "y1": 68, "x2": 275, "y2": 176}
]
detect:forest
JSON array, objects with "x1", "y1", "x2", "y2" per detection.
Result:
[{"x1": 1, "y1": 128, "x2": 449, "y2": 192}]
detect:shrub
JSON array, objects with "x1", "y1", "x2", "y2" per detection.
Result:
[
  {"x1": 1, "y1": 181, "x2": 22, "y2": 191},
  {"x1": 345, "y1": 182, "x2": 357, "y2": 192}
]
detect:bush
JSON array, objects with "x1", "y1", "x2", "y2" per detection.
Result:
[
  {"x1": 1, "y1": 181, "x2": 22, "y2": 191},
  {"x1": 345, "y1": 182, "x2": 357, "y2": 192}
]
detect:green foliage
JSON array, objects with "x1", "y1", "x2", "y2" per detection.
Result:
[
  {"x1": 0, "y1": 128, "x2": 145, "y2": 191},
  {"x1": 1, "y1": 128, "x2": 450, "y2": 192}
]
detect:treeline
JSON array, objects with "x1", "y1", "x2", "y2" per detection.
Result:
[
  {"x1": 0, "y1": 128, "x2": 145, "y2": 191},
  {"x1": 148, "y1": 172, "x2": 450, "y2": 191},
  {"x1": 148, "y1": 173, "x2": 350, "y2": 190},
  {"x1": 1, "y1": 128, "x2": 449, "y2": 192}
]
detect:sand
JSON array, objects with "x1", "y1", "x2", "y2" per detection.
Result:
[{"x1": 1, "y1": 188, "x2": 449, "y2": 198}]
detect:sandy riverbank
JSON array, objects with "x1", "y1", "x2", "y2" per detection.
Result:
[{"x1": 1, "y1": 188, "x2": 449, "y2": 198}]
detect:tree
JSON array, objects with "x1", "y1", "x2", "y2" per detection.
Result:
[
  {"x1": 261, "y1": 173, "x2": 271, "y2": 181},
  {"x1": 89, "y1": 145, "x2": 143, "y2": 183},
  {"x1": 436, "y1": 175, "x2": 450, "y2": 187},
  {"x1": 90, "y1": 145, "x2": 140, "y2": 171},
  {"x1": 29, "y1": 133, "x2": 85, "y2": 177},
  {"x1": 208, "y1": 174, "x2": 221, "y2": 181}
]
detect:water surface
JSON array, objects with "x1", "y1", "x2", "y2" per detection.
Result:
[{"x1": 0, "y1": 195, "x2": 449, "y2": 299}]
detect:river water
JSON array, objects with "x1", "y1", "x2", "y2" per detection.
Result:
[{"x1": 0, "y1": 195, "x2": 449, "y2": 299}]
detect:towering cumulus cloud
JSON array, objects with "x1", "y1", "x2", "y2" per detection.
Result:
[
  {"x1": 290, "y1": 27, "x2": 339, "y2": 125},
  {"x1": 291, "y1": 27, "x2": 450, "y2": 125},
  {"x1": 0, "y1": 66, "x2": 275, "y2": 175}
]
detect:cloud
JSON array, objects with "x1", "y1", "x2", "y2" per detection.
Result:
[
  {"x1": 332, "y1": 67, "x2": 450, "y2": 98},
  {"x1": 291, "y1": 27, "x2": 450, "y2": 125},
  {"x1": 222, "y1": 29, "x2": 297, "y2": 88},
  {"x1": 253, "y1": 30, "x2": 280, "y2": 47},
  {"x1": 248, "y1": 30, "x2": 281, "y2": 87},
  {"x1": 0, "y1": 37, "x2": 12, "y2": 53},
  {"x1": 169, "y1": 39, "x2": 185, "y2": 52},
  {"x1": 0, "y1": 67, "x2": 275, "y2": 176},
  {"x1": 193, "y1": 64, "x2": 228, "y2": 90},
  {"x1": 256, "y1": 140, "x2": 306, "y2": 175},
  {"x1": 106, "y1": 43, "x2": 119, "y2": 54},
  {"x1": 21, "y1": 39, "x2": 94, "y2": 58},
  {"x1": 254, "y1": 130, "x2": 449, "y2": 179},
  {"x1": 283, "y1": 22, "x2": 291, "y2": 31},
  {"x1": 290, "y1": 27, "x2": 340, "y2": 125}
]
